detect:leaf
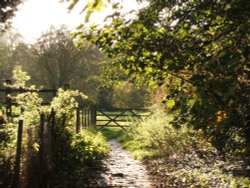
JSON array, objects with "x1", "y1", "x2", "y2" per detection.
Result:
[
  {"x1": 145, "y1": 66, "x2": 153, "y2": 73},
  {"x1": 166, "y1": 99, "x2": 175, "y2": 108},
  {"x1": 33, "y1": 143, "x2": 40, "y2": 152},
  {"x1": 178, "y1": 28, "x2": 187, "y2": 38},
  {"x1": 67, "y1": 0, "x2": 79, "y2": 10},
  {"x1": 85, "y1": 10, "x2": 93, "y2": 23}
]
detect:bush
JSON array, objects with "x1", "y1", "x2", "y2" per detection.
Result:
[
  {"x1": 120, "y1": 108, "x2": 207, "y2": 158},
  {"x1": 71, "y1": 130, "x2": 109, "y2": 163},
  {"x1": 118, "y1": 107, "x2": 250, "y2": 187},
  {"x1": 0, "y1": 122, "x2": 16, "y2": 188}
]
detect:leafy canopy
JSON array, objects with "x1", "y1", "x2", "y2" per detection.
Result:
[
  {"x1": 0, "y1": 0, "x2": 23, "y2": 31},
  {"x1": 73, "y1": 0, "x2": 250, "y2": 155}
]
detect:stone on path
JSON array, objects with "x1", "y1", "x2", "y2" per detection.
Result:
[{"x1": 96, "y1": 139, "x2": 152, "y2": 188}]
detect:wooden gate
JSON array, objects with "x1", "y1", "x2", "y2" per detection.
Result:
[{"x1": 95, "y1": 109, "x2": 149, "y2": 129}]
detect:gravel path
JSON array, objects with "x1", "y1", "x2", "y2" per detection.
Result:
[{"x1": 96, "y1": 139, "x2": 152, "y2": 188}]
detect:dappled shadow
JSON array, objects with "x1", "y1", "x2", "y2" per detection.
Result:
[{"x1": 94, "y1": 139, "x2": 152, "y2": 188}]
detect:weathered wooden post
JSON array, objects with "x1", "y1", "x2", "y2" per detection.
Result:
[
  {"x1": 84, "y1": 109, "x2": 87, "y2": 128},
  {"x1": 39, "y1": 113, "x2": 45, "y2": 165},
  {"x1": 13, "y1": 120, "x2": 23, "y2": 188},
  {"x1": 81, "y1": 110, "x2": 84, "y2": 129},
  {"x1": 76, "y1": 108, "x2": 80, "y2": 133},
  {"x1": 50, "y1": 109, "x2": 55, "y2": 166},
  {"x1": 90, "y1": 105, "x2": 96, "y2": 127},
  {"x1": 87, "y1": 109, "x2": 90, "y2": 127}
]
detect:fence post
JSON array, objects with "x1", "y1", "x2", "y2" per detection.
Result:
[
  {"x1": 49, "y1": 108, "x2": 55, "y2": 151},
  {"x1": 81, "y1": 110, "x2": 84, "y2": 129},
  {"x1": 39, "y1": 113, "x2": 45, "y2": 165},
  {"x1": 49, "y1": 109, "x2": 55, "y2": 171},
  {"x1": 91, "y1": 106, "x2": 96, "y2": 127},
  {"x1": 76, "y1": 108, "x2": 80, "y2": 133},
  {"x1": 13, "y1": 120, "x2": 23, "y2": 188},
  {"x1": 84, "y1": 110, "x2": 87, "y2": 128},
  {"x1": 87, "y1": 109, "x2": 90, "y2": 127}
]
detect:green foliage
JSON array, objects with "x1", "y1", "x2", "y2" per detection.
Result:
[
  {"x1": 118, "y1": 108, "x2": 250, "y2": 187},
  {"x1": 74, "y1": 0, "x2": 250, "y2": 159},
  {"x1": 0, "y1": 0, "x2": 23, "y2": 31},
  {"x1": 8, "y1": 66, "x2": 42, "y2": 125},
  {"x1": 119, "y1": 107, "x2": 206, "y2": 159},
  {"x1": 0, "y1": 116, "x2": 16, "y2": 187},
  {"x1": 97, "y1": 127, "x2": 125, "y2": 140},
  {"x1": 112, "y1": 81, "x2": 148, "y2": 108},
  {"x1": 71, "y1": 130, "x2": 109, "y2": 162},
  {"x1": 0, "y1": 69, "x2": 109, "y2": 187},
  {"x1": 51, "y1": 88, "x2": 87, "y2": 119}
]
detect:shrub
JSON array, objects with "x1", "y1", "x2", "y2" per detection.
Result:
[
  {"x1": 0, "y1": 122, "x2": 16, "y2": 187},
  {"x1": 71, "y1": 130, "x2": 109, "y2": 163},
  {"x1": 118, "y1": 106, "x2": 250, "y2": 187},
  {"x1": 121, "y1": 108, "x2": 207, "y2": 158},
  {"x1": 0, "y1": 68, "x2": 109, "y2": 187}
]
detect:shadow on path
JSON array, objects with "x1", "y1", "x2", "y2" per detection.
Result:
[{"x1": 95, "y1": 139, "x2": 152, "y2": 188}]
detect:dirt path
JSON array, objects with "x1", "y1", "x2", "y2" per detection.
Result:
[{"x1": 95, "y1": 139, "x2": 152, "y2": 188}]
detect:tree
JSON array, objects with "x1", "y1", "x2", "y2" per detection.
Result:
[
  {"x1": 0, "y1": 39, "x2": 12, "y2": 83},
  {"x1": 0, "y1": 0, "x2": 24, "y2": 31},
  {"x1": 73, "y1": 0, "x2": 250, "y2": 158},
  {"x1": 0, "y1": 32, "x2": 23, "y2": 84},
  {"x1": 24, "y1": 26, "x2": 104, "y2": 104},
  {"x1": 30, "y1": 27, "x2": 94, "y2": 87}
]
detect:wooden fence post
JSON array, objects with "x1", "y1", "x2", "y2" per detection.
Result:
[
  {"x1": 91, "y1": 106, "x2": 96, "y2": 127},
  {"x1": 13, "y1": 120, "x2": 23, "y2": 188},
  {"x1": 39, "y1": 114, "x2": 45, "y2": 165},
  {"x1": 84, "y1": 110, "x2": 87, "y2": 128},
  {"x1": 49, "y1": 109, "x2": 55, "y2": 152},
  {"x1": 87, "y1": 110, "x2": 90, "y2": 127},
  {"x1": 81, "y1": 110, "x2": 84, "y2": 129},
  {"x1": 49, "y1": 109, "x2": 55, "y2": 172},
  {"x1": 76, "y1": 108, "x2": 80, "y2": 133}
]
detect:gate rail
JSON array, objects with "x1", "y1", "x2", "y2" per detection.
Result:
[{"x1": 95, "y1": 108, "x2": 149, "y2": 130}]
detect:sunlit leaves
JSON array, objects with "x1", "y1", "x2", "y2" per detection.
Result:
[
  {"x1": 166, "y1": 99, "x2": 175, "y2": 109},
  {"x1": 65, "y1": 0, "x2": 110, "y2": 22},
  {"x1": 74, "y1": 0, "x2": 250, "y2": 156},
  {"x1": 10, "y1": 66, "x2": 31, "y2": 88},
  {"x1": 8, "y1": 67, "x2": 42, "y2": 125},
  {"x1": 51, "y1": 88, "x2": 87, "y2": 119}
]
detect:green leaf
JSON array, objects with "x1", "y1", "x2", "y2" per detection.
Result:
[{"x1": 166, "y1": 99, "x2": 175, "y2": 108}]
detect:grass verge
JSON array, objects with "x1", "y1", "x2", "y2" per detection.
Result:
[{"x1": 95, "y1": 127, "x2": 125, "y2": 140}]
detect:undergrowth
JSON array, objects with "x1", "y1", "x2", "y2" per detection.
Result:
[
  {"x1": 96, "y1": 127, "x2": 125, "y2": 140},
  {"x1": 0, "y1": 68, "x2": 110, "y2": 187},
  {"x1": 117, "y1": 108, "x2": 250, "y2": 188}
]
